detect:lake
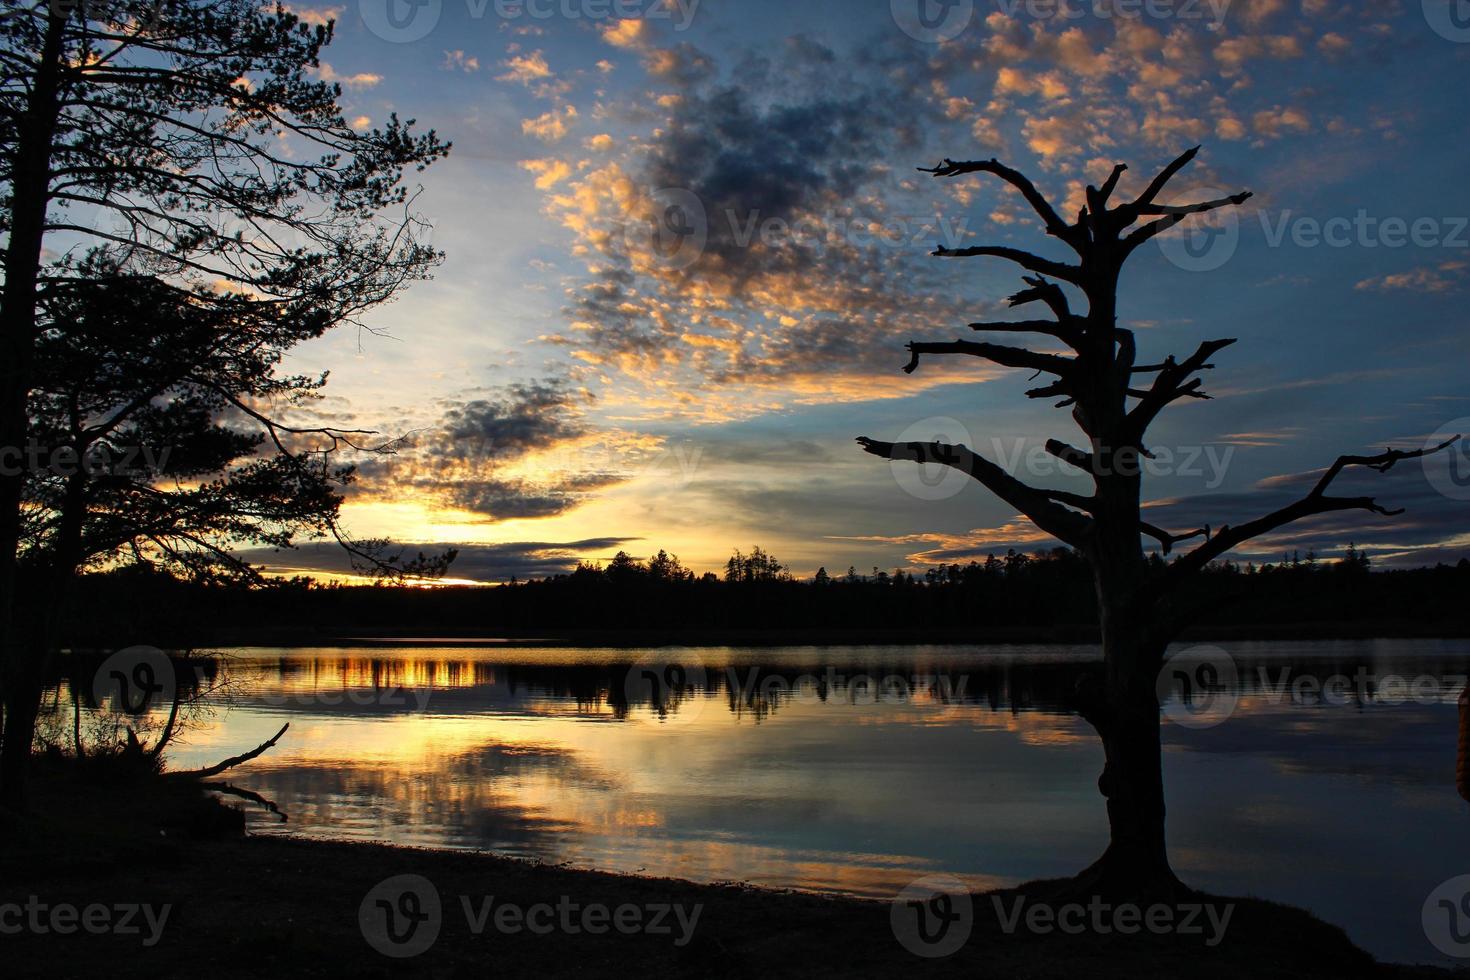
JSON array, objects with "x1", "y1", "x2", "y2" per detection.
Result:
[{"x1": 51, "y1": 638, "x2": 1470, "y2": 965}]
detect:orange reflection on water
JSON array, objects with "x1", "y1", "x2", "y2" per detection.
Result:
[
  {"x1": 120, "y1": 648, "x2": 1096, "y2": 899},
  {"x1": 42, "y1": 640, "x2": 1470, "y2": 963}
]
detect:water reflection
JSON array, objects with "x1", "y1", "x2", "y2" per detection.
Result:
[{"x1": 41, "y1": 639, "x2": 1470, "y2": 963}]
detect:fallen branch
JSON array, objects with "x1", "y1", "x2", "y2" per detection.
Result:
[
  {"x1": 165, "y1": 723, "x2": 289, "y2": 781},
  {"x1": 202, "y1": 781, "x2": 288, "y2": 822}
]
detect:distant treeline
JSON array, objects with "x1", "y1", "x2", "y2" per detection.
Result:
[{"x1": 47, "y1": 544, "x2": 1470, "y2": 647}]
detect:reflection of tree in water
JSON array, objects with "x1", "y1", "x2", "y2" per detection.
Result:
[
  {"x1": 43, "y1": 648, "x2": 1470, "y2": 732},
  {"x1": 36, "y1": 652, "x2": 231, "y2": 763}
]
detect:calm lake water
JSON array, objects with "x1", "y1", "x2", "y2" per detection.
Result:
[{"x1": 50, "y1": 639, "x2": 1470, "y2": 964}]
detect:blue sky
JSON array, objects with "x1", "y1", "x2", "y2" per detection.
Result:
[{"x1": 262, "y1": 0, "x2": 1470, "y2": 581}]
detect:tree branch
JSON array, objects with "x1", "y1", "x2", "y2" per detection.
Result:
[
  {"x1": 202, "y1": 781, "x2": 288, "y2": 822},
  {"x1": 1127, "y1": 338, "x2": 1237, "y2": 436},
  {"x1": 855, "y1": 437, "x2": 1093, "y2": 546},
  {"x1": 1128, "y1": 146, "x2": 1200, "y2": 212},
  {"x1": 1096, "y1": 163, "x2": 1127, "y2": 204},
  {"x1": 903, "y1": 340, "x2": 1073, "y2": 376},
  {"x1": 165, "y1": 723, "x2": 289, "y2": 781},
  {"x1": 1045, "y1": 439, "x2": 1094, "y2": 473},
  {"x1": 933, "y1": 245, "x2": 1082, "y2": 284},
  {"x1": 1140, "y1": 522, "x2": 1210, "y2": 556},
  {"x1": 1025, "y1": 379, "x2": 1076, "y2": 407},
  {"x1": 968, "y1": 317, "x2": 1084, "y2": 348},
  {"x1": 1158, "y1": 437, "x2": 1460, "y2": 588},
  {"x1": 1124, "y1": 191, "x2": 1254, "y2": 252},
  {"x1": 919, "y1": 157, "x2": 1080, "y2": 248},
  {"x1": 1007, "y1": 276, "x2": 1072, "y2": 320}
]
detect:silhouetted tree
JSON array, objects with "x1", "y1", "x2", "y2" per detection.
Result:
[
  {"x1": 725, "y1": 546, "x2": 788, "y2": 584},
  {"x1": 0, "y1": 1, "x2": 449, "y2": 808},
  {"x1": 858, "y1": 146, "x2": 1454, "y2": 899},
  {"x1": 9, "y1": 268, "x2": 453, "y2": 809}
]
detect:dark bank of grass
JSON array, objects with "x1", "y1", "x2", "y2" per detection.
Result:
[{"x1": 0, "y1": 769, "x2": 1461, "y2": 980}]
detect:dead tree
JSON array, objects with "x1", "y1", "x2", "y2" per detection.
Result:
[{"x1": 858, "y1": 146, "x2": 1455, "y2": 899}]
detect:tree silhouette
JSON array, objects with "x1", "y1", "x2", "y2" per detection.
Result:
[
  {"x1": 857, "y1": 146, "x2": 1455, "y2": 899},
  {"x1": 0, "y1": 1, "x2": 448, "y2": 808}
]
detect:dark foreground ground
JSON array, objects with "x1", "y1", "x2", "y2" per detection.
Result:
[{"x1": 0, "y1": 772, "x2": 1462, "y2": 980}]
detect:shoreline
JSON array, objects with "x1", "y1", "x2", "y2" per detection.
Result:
[
  {"x1": 1, "y1": 818, "x2": 1445, "y2": 978},
  {"x1": 60, "y1": 620, "x2": 1470, "y2": 650},
  {"x1": 4, "y1": 762, "x2": 1460, "y2": 977}
]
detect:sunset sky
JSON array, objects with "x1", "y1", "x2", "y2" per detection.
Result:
[{"x1": 259, "y1": 0, "x2": 1470, "y2": 582}]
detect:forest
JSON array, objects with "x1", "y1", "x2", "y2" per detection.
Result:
[{"x1": 48, "y1": 544, "x2": 1470, "y2": 646}]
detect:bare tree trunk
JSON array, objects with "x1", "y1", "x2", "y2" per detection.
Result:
[
  {"x1": 1, "y1": 463, "x2": 84, "y2": 811},
  {"x1": 1075, "y1": 416, "x2": 1183, "y2": 901},
  {"x1": 0, "y1": 679, "x2": 44, "y2": 809},
  {"x1": 0, "y1": 11, "x2": 65, "y2": 812},
  {"x1": 871, "y1": 145, "x2": 1437, "y2": 906},
  {"x1": 1079, "y1": 634, "x2": 1180, "y2": 900}
]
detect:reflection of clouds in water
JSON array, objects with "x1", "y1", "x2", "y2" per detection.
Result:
[
  {"x1": 1167, "y1": 700, "x2": 1460, "y2": 789},
  {"x1": 40, "y1": 641, "x2": 1470, "y2": 962},
  {"x1": 179, "y1": 650, "x2": 1119, "y2": 898},
  {"x1": 240, "y1": 740, "x2": 606, "y2": 853}
]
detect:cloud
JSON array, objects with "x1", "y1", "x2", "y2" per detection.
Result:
[
  {"x1": 1252, "y1": 106, "x2": 1312, "y2": 138},
  {"x1": 832, "y1": 522, "x2": 1058, "y2": 565},
  {"x1": 533, "y1": 40, "x2": 1001, "y2": 418},
  {"x1": 498, "y1": 51, "x2": 553, "y2": 85},
  {"x1": 279, "y1": 3, "x2": 342, "y2": 28},
  {"x1": 959, "y1": 8, "x2": 1371, "y2": 166},
  {"x1": 1316, "y1": 32, "x2": 1352, "y2": 57},
  {"x1": 1215, "y1": 428, "x2": 1306, "y2": 448},
  {"x1": 601, "y1": 19, "x2": 649, "y2": 50},
  {"x1": 644, "y1": 43, "x2": 716, "y2": 86},
  {"x1": 509, "y1": 9, "x2": 1411, "y2": 424},
  {"x1": 433, "y1": 383, "x2": 588, "y2": 458},
  {"x1": 521, "y1": 158, "x2": 572, "y2": 190},
  {"x1": 522, "y1": 105, "x2": 577, "y2": 143},
  {"x1": 444, "y1": 472, "x2": 627, "y2": 521},
  {"x1": 244, "y1": 538, "x2": 639, "y2": 583},
  {"x1": 354, "y1": 382, "x2": 638, "y2": 523},
  {"x1": 1356, "y1": 261, "x2": 1468, "y2": 294},
  {"x1": 442, "y1": 50, "x2": 481, "y2": 73},
  {"x1": 316, "y1": 63, "x2": 382, "y2": 88},
  {"x1": 1213, "y1": 35, "x2": 1302, "y2": 73}
]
